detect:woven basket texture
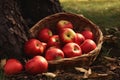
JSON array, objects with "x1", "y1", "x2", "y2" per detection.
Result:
[{"x1": 29, "y1": 12, "x2": 103, "y2": 69}]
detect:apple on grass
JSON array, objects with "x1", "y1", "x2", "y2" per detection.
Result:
[
  {"x1": 74, "y1": 33, "x2": 85, "y2": 46},
  {"x1": 25, "y1": 56, "x2": 48, "y2": 74},
  {"x1": 81, "y1": 30, "x2": 94, "y2": 40},
  {"x1": 24, "y1": 39, "x2": 45, "y2": 57},
  {"x1": 45, "y1": 47, "x2": 64, "y2": 61},
  {"x1": 4, "y1": 59, "x2": 23, "y2": 75},
  {"x1": 59, "y1": 28, "x2": 76, "y2": 43},
  {"x1": 38, "y1": 28, "x2": 53, "y2": 42},
  {"x1": 62, "y1": 42, "x2": 82, "y2": 58},
  {"x1": 47, "y1": 35, "x2": 61, "y2": 48},
  {"x1": 80, "y1": 39, "x2": 96, "y2": 54},
  {"x1": 57, "y1": 20, "x2": 73, "y2": 32}
]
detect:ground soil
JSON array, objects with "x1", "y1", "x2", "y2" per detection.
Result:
[
  {"x1": 5, "y1": 54, "x2": 120, "y2": 80},
  {"x1": 5, "y1": 26, "x2": 120, "y2": 80}
]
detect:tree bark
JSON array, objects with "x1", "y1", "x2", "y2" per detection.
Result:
[
  {"x1": 0, "y1": 0, "x2": 63, "y2": 59},
  {"x1": 19, "y1": 0, "x2": 64, "y2": 27},
  {"x1": 0, "y1": 0, "x2": 28, "y2": 59}
]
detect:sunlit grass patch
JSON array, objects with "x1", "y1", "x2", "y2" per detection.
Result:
[{"x1": 60, "y1": 0, "x2": 120, "y2": 29}]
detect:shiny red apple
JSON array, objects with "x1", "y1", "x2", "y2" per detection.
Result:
[
  {"x1": 38, "y1": 28, "x2": 53, "y2": 42},
  {"x1": 74, "y1": 33, "x2": 85, "y2": 45},
  {"x1": 47, "y1": 35, "x2": 61, "y2": 48},
  {"x1": 59, "y1": 28, "x2": 76, "y2": 43},
  {"x1": 81, "y1": 30, "x2": 94, "y2": 40},
  {"x1": 62, "y1": 42, "x2": 82, "y2": 58},
  {"x1": 25, "y1": 56, "x2": 48, "y2": 74},
  {"x1": 57, "y1": 20, "x2": 73, "y2": 32},
  {"x1": 4, "y1": 59, "x2": 23, "y2": 75},
  {"x1": 24, "y1": 39, "x2": 45, "y2": 57},
  {"x1": 45, "y1": 47, "x2": 64, "y2": 61},
  {"x1": 80, "y1": 39, "x2": 96, "y2": 53},
  {"x1": 41, "y1": 42, "x2": 47, "y2": 50}
]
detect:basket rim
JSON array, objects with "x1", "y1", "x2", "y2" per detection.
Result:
[
  {"x1": 29, "y1": 12, "x2": 104, "y2": 64},
  {"x1": 29, "y1": 12, "x2": 100, "y2": 36}
]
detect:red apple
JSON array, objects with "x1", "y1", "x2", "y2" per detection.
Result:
[
  {"x1": 47, "y1": 35, "x2": 61, "y2": 48},
  {"x1": 4, "y1": 59, "x2": 23, "y2": 75},
  {"x1": 57, "y1": 20, "x2": 73, "y2": 32},
  {"x1": 81, "y1": 30, "x2": 94, "y2": 40},
  {"x1": 59, "y1": 28, "x2": 76, "y2": 43},
  {"x1": 62, "y1": 42, "x2": 82, "y2": 58},
  {"x1": 24, "y1": 39, "x2": 45, "y2": 57},
  {"x1": 38, "y1": 28, "x2": 53, "y2": 42},
  {"x1": 74, "y1": 33, "x2": 85, "y2": 45},
  {"x1": 41, "y1": 42, "x2": 47, "y2": 50},
  {"x1": 80, "y1": 39, "x2": 96, "y2": 53},
  {"x1": 45, "y1": 47, "x2": 64, "y2": 61},
  {"x1": 25, "y1": 56, "x2": 48, "y2": 74}
]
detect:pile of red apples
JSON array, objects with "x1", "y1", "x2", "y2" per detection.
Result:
[{"x1": 4, "y1": 20, "x2": 97, "y2": 75}]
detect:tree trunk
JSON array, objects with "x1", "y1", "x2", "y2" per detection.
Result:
[
  {"x1": 0, "y1": 0, "x2": 28, "y2": 59},
  {"x1": 19, "y1": 0, "x2": 64, "y2": 27},
  {"x1": 0, "y1": 0, "x2": 63, "y2": 59}
]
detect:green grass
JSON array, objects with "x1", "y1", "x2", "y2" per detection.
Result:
[
  {"x1": 0, "y1": 69, "x2": 5, "y2": 80},
  {"x1": 60, "y1": 0, "x2": 120, "y2": 29}
]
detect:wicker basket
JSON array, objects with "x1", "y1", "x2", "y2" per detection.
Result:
[{"x1": 29, "y1": 12, "x2": 103, "y2": 69}]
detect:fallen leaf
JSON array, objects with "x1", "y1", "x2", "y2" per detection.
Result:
[
  {"x1": 75, "y1": 67, "x2": 92, "y2": 78},
  {"x1": 75, "y1": 67, "x2": 87, "y2": 73},
  {"x1": 0, "y1": 59, "x2": 6, "y2": 69},
  {"x1": 42, "y1": 72, "x2": 56, "y2": 78}
]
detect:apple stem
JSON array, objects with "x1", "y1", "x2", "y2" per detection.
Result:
[{"x1": 67, "y1": 34, "x2": 70, "y2": 37}]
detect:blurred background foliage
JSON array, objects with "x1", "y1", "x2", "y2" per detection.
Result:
[{"x1": 60, "y1": 0, "x2": 120, "y2": 29}]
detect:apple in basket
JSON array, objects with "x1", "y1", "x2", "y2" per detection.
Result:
[
  {"x1": 47, "y1": 35, "x2": 61, "y2": 48},
  {"x1": 45, "y1": 47, "x2": 64, "y2": 61},
  {"x1": 41, "y1": 42, "x2": 47, "y2": 50},
  {"x1": 4, "y1": 59, "x2": 23, "y2": 75},
  {"x1": 59, "y1": 28, "x2": 76, "y2": 43},
  {"x1": 80, "y1": 39, "x2": 96, "y2": 54},
  {"x1": 24, "y1": 39, "x2": 45, "y2": 57},
  {"x1": 81, "y1": 30, "x2": 94, "y2": 40},
  {"x1": 25, "y1": 56, "x2": 48, "y2": 74},
  {"x1": 38, "y1": 28, "x2": 53, "y2": 42},
  {"x1": 62, "y1": 42, "x2": 82, "y2": 58},
  {"x1": 74, "y1": 33, "x2": 85, "y2": 46},
  {"x1": 57, "y1": 20, "x2": 73, "y2": 31}
]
